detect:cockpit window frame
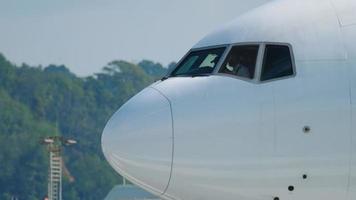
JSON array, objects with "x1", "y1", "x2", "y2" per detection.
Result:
[
  {"x1": 167, "y1": 44, "x2": 229, "y2": 77},
  {"x1": 214, "y1": 42, "x2": 263, "y2": 84},
  {"x1": 257, "y1": 42, "x2": 296, "y2": 83},
  {"x1": 166, "y1": 42, "x2": 296, "y2": 84}
]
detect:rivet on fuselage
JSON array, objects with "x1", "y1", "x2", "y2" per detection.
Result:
[
  {"x1": 288, "y1": 185, "x2": 295, "y2": 191},
  {"x1": 303, "y1": 126, "x2": 311, "y2": 134},
  {"x1": 302, "y1": 174, "x2": 308, "y2": 179}
]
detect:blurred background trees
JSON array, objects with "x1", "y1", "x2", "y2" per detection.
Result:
[{"x1": 0, "y1": 53, "x2": 169, "y2": 200}]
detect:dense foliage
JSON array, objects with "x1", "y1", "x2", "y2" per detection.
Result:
[{"x1": 0, "y1": 53, "x2": 168, "y2": 200}]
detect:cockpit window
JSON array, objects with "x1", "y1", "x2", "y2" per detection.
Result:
[
  {"x1": 170, "y1": 47, "x2": 225, "y2": 77},
  {"x1": 219, "y1": 45, "x2": 259, "y2": 79},
  {"x1": 260, "y1": 45, "x2": 294, "y2": 81}
]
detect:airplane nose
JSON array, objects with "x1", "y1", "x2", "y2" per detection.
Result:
[{"x1": 101, "y1": 87, "x2": 173, "y2": 195}]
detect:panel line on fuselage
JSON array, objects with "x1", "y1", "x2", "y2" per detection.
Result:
[{"x1": 149, "y1": 86, "x2": 175, "y2": 196}]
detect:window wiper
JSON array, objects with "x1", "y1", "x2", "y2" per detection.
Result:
[
  {"x1": 160, "y1": 74, "x2": 210, "y2": 80},
  {"x1": 160, "y1": 76, "x2": 173, "y2": 81},
  {"x1": 160, "y1": 76, "x2": 169, "y2": 81},
  {"x1": 191, "y1": 74, "x2": 210, "y2": 78}
]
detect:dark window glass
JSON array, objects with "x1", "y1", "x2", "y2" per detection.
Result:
[
  {"x1": 170, "y1": 47, "x2": 225, "y2": 77},
  {"x1": 261, "y1": 45, "x2": 294, "y2": 81},
  {"x1": 219, "y1": 45, "x2": 259, "y2": 79}
]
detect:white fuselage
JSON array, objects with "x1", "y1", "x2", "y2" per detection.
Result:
[{"x1": 102, "y1": 0, "x2": 356, "y2": 199}]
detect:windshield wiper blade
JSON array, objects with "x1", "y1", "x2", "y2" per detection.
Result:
[
  {"x1": 160, "y1": 76, "x2": 169, "y2": 81},
  {"x1": 191, "y1": 74, "x2": 210, "y2": 78},
  {"x1": 160, "y1": 74, "x2": 210, "y2": 80}
]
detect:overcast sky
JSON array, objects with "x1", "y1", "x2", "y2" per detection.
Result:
[{"x1": 0, "y1": 0, "x2": 270, "y2": 76}]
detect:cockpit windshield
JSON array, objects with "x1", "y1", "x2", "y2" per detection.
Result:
[
  {"x1": 170, "y1": 47, "x2": 226, "y2": 77},
  {"x1": 219, "y1": 45, "x2": 259, "y2": 79}
]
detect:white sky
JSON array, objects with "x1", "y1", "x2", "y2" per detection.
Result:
[{"x1": 0, "y1": 0, "x2": 270, "y2": 76}]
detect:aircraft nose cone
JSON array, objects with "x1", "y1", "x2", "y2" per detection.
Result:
[{"x1": 101, "y1": 87, "x2": 173, "y2": 195}]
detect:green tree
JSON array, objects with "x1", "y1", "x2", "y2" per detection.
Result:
[{"x1": 0, "y1": 54, "x2": 169, "y2": 199}]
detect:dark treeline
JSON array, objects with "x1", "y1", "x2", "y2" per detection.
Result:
[{"x1": 0, "y1": 53, "x2": 174, "y2": 200}]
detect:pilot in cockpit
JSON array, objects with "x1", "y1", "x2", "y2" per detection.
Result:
[{"x1": 224, "y1": 53, "x2": 251, "y2": 78}]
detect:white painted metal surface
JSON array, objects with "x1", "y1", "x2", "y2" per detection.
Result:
[
  {"x1": 102, "y1": 88, "x2": 173, "y2": 196},
  {"x1": 102, "y1": 0, "x2": 356, "y2": 199}
]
